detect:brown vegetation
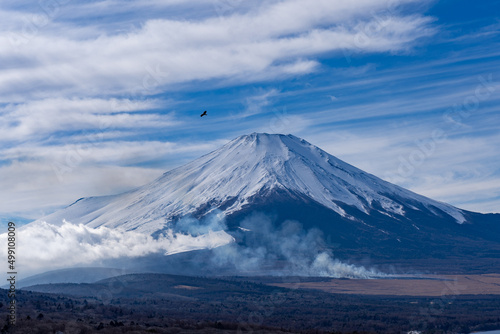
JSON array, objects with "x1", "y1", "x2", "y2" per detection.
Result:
[{"x1": 270, "y1": 274, "x2": 500, "y2": 296}]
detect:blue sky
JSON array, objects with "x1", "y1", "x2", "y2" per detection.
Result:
[{"x1": 0, "y1": 0, "x2": 499, "y2": 221}]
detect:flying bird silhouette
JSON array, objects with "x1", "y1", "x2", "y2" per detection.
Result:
[{"x1": 200, "y1": 110, "x2": 207, "y2": 117}]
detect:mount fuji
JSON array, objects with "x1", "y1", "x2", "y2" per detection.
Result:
[{"x1": 33, "y1": 133, "x2": 500, "y2": 265}]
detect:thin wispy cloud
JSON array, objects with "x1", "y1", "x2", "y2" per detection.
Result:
[
  {"x1": 0, "y1": 138, "x2": 228, "y2": 218},
  {"x1": 0, "y1": 0, "x2": 435, "y2": 100},
  {"x1": 0, "y1": 98, "x2": 172, "y2": 142}
]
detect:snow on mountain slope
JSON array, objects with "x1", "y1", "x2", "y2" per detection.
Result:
[{"x1": 34, "y1": 133, "x2": 466, "y2": 234}]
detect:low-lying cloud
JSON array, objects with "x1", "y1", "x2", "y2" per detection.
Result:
[
  {"x1": 1, "y1": 212, "x2": 385, "y2": 279},
  {"x1": 0, "y1": 220, "x2": 233, "y2": 276}
]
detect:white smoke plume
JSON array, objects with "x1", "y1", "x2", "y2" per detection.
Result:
[
  {"x1": 1, "y1": 212, "x2": 385, "y2": 279},
  {"x1": 174, "y1": 211, "x2": 227, "y2": 236},
  {"x1": 210, "y1": 213, "x2": 385, "y2": 278}
]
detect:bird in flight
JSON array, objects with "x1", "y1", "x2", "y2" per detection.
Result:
[{"x1": 200, "y1": 110, "x2": 207, "y2": 117}]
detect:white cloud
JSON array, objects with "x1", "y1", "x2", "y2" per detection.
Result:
[
  {"x1": 0, "y1": 98, "x2": 175, "y2": 142},
  {"x1": 0, "y1": 220, "x2": 233, "y2": 276},
  {"x1": 237, "y1": 88, "x2": 280, "y2": 118},
  {"x1": 0, "y1": 162, "x2": 163, "y2": 219},
  {"x1": 0, "y1": 0, "x2": 435, "y2": 100},
  {"x1": 303, "y1": 127, "x2": 500, "y2": 214},
  {"x1": 0, "y1": 139, "x2": 227, "y2": 217}
]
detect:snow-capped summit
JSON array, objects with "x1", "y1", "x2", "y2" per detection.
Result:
[{"x1": 35, "y1": 132, "x2": 468, "y2": 235}]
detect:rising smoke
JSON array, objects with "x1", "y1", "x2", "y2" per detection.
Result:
[
  {"x1": 209, "y1": 212, "x2": 384, "y2": 278},
  {"x1": 1, "y1": 212, "x2": 384, "y2": 278}
]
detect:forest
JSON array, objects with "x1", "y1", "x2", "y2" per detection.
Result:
[{"x1": 1, "y1": 274, "x2": 500, "y2": 333}]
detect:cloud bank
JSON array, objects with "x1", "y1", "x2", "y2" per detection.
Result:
[
  {"x1": 0, "y1": 220, "x2": 233, "y2": 275},
  {"x1": 1, "y1": 213, "x2": 383, "y2": 279}
]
